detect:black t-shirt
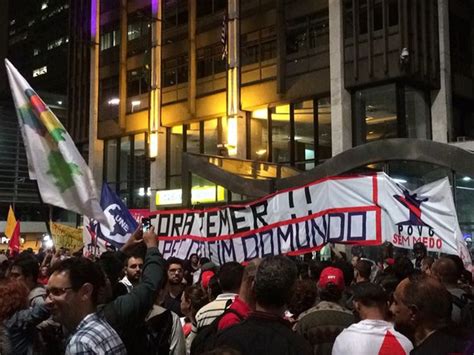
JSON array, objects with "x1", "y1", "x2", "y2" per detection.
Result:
[
  {"x1": 410, "y1": 330, "x2": 467, "y2": 355},
  {"x1": 162, "y1": 291, "x2": 184, "y2": 317}
]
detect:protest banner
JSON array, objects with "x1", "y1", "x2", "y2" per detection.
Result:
[
  {"x1": 50, "y1": 222, "x2": 83, "y2": 251},
  {"x1": 148, "y1": 172, "x2": 469, "y2": 265}
]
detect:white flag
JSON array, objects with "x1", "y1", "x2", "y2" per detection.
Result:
[{"x1": 5, "y1": 59, "x2": 108, "y2": 225}]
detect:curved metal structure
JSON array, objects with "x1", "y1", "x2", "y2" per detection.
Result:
[{"x1": 182, "y1": 139, "x2": 474, "y2": 203}]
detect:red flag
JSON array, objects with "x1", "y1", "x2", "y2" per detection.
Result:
[{"x1": 8, "y1": 221, "x2": 20, "y2": 255}]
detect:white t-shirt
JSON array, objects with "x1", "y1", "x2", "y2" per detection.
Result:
[{"x1": 332, "y1": 319, "x2": 413, "y2": 355}]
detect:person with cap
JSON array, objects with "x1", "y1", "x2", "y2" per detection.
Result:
[
  {"x1": 332, "y1": 282, "x2": 413, "y2": 355},
  {"x1": 296, "y1": 266, "x2": 354, "y2": 355}
]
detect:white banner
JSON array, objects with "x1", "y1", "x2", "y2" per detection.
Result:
[{"x1": 149, "y1": 173, "x2": 469, "y2": 265}]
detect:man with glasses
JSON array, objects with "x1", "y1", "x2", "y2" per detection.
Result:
[
  {"x1": 162, "y1": 257, "x2": 185, "y2": 317},
  {"x1": 46, "y1": 257, "x2": 126, "y2": 354}
]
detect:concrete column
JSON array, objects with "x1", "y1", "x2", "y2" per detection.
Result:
[
  {"x1": 118, "y1": 0, "x2": 128, "y2": 130},
  {"x1": 188, "y1": 0, "x2": 196, "y2": 116},
  {"x1": 88, "y1": 0, "x2": 103, "y2": 188},
  {"x1": 431, "y1": 0, "x2": 452, "y2": 143},
  {"x1": 227, "y1": 0, "x2": 246, "y2": 159},
  {"x1": 329, "y1": 0, "x2": 352, "y2": 156},
  {"x1": 149, "y1": 0, "x2": 165, "y2": 211}
]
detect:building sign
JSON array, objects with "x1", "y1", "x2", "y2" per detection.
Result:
[{"x1": 148, "y1": 173, "x2": 470, "y2": 266}]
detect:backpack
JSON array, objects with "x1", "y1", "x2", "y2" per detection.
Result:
[
  {"x1": 146, "y1": 309, "x2": 174, "y2": 355},
  {"x1": 190, "y1": 308, "x2": 244, "y2": 355},
  {"x1": 452, "y1": 293, "x2": 474, "y2": 330}
]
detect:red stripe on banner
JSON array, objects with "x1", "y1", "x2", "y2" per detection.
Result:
[
  {"x1": 372, "y1": 175, "x2": 382, "y2": 244},
  {"x1": 150, "y1": 173, "x2": 378, "y2": 215},
  {"x1": 372, "y1": 174, "x2": 379, "y2": 204},
  {"x1": 376, "y1": 207, "x2": 382, "y2": 243},
  {"x1": 156, "y1": 205, "x2": 379, "y2": 242}
]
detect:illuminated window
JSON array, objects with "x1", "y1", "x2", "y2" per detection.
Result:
[
  {"x1": 33, "y1": 66, "x2": 47, "y2": 77},
  {"x1": 33, "y1": 48, "x2": 40, "y2": 56},
  {"x1": 41, "y1": 2, "x2": 48, "y2": 10}
]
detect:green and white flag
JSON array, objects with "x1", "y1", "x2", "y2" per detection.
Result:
[{"x1": 5, "y1": 59, "x2": 108, "y2": 225}]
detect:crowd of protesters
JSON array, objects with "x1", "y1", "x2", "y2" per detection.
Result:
[{"x1": 0, "y1": 227, "x2": 473, "y2": 355}]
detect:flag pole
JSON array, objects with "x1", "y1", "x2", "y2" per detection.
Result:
[{"x1": 34, "y1": 181, "x2": 52, "y2": 239}]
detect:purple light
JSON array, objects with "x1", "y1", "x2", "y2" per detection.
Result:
[
  {"x1": 151, "y1": 0, "x2": 158, "y2": 16},
  {"x1": 90, "y1": 0, "x2": 97, "y2": 39}
]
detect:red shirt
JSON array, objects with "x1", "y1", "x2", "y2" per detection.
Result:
[{"x1": 217, "y1": 296, "x2": 250, "y2": 330}]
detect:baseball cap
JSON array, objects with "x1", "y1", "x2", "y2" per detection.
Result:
[
  {"x1": 318, "y1": 267, "x2": 345, "y2": 291},
  {"x1": 201, "y1": 270, "x2": 215, "y2": 290}
]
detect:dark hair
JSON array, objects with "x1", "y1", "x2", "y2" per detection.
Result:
[
  {"x1": 50, "y1": 257, "x2": 105, "y2": 305},
  {"x1": 254, "y1": 256, "x2": 297, "y2": 308},
  {"x1": 288, "y1": 279, "x2": 318, "y2": 318},
  {"x1": 393, "y1": 256, "x2": 414, "y2": 281},
  {"x1": 124, "y1": 254, "x2": 144, "y2": 267},
  {"x1": 199, "y1": 257, "x2": 211, "y2": 265},
  {"x1": 413, "y1": 242, "x2": 427, "y2": 254},
  {"x1": 97, "y1": 251, "x2": 123, "y2": 286},
  {"x1": 352, "y1": 282, "x2": 388, "y2": 308},
  {"x1": 444, "y1": 255, "x2": 464, "y2": 281},
  {"x1": 319, "y1": 283, "x2": 343, "y2": 302},
  {"x1": 333, "y1": 260, "x2": 354, "y2": 286},
  {"x1": 12, "y1": 254, "x2": 39, "y2": 281},
  {"x1": 208, "y1": 275, "x2": 222, "y2": 300},
  {"x1": 166, "y1": 257, "x2": 184, "y2": 271},
  {"x1": 403, "y1": 274, "x2": 452, "y2": 328},
  {"x1": 355, "y1": 260, "x2": 372, "y2": 280},
  {"x1": 184, "y1": 285, "x2": 209, "y2": 317},
  {"x1": 308, "y1": 260, "x2": 329, "y2": 281},
  {"x1": 218, "y1": 262, "x2": 244, "y2": 293}
]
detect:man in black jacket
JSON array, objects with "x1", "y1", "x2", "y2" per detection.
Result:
[
  {"x1": 215, "y1": 255, "x2": 312, "y2": 355},
  {"x1": 98, "y1": 225, "x2": 165, "y2": 355}
]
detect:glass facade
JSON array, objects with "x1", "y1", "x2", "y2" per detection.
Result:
[
  {"x1": 353, "y1": 84, "x2": 431, "y2": 145},
  {"x1": 104, "y1": 133, "x2": 150, "y2": 208},
  {"x1": 250, "y1": 97, "x2": 332, "y2": 169}
]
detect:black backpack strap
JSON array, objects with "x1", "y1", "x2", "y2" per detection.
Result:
[{"x1": 220, "y1": 307, "x2": 244, "y2": 322}]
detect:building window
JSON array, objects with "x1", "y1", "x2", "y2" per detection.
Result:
[
  {"x1": 127, "y1": 68, "x2": 149, "y2": 97},
  {"x1": 203, "y1": 119, "x2": 219, "y2": 155},
  {"x1": 185, "y1": 122, "x2": 201, "y2": 153},
  {"x1": 163, "y1": 54, "x2": 188, "y2": 87},
  {"x1": 197, "y1": 44, "x2": 226, "y2": 79},
  {"x1": 99, "y1": 76, "x2": 119, "y2": 121},
  {"x1": 197, "y1": 0, "x2": 226, "y2": 17},
  {"x1": 100, "y1": 29, "x2": 120, "y2": 51},
  {"x1": 127, "y1": 21, "x2": 150, "y2": 41},
  {"x1": 33, "y1": 48, "x2": 40, "y2": 56},
  {"x1": 104, "y1": 133, "x2": 150, "y2": 208},
  {"x1": 164, "y1": 0, "x2": 188, "y2": 29},
  {"x1": 271, "y1": 105, "x2": 291, "y2": 164},
  {"x1": 33, "y1": 66, "x2": 48, "y2": 77},
  {"x1": 47, "y1": 37, "x2": 68, "y2": 50},
  {"x1": 287, "y1": 11, "x2": 328, "y2": 55},
  {"x1": 241, "y1": 26, "x2": 276, "y2": 66},
  {"x1": 250, "y1": 109, "x2": 269, "y2": 161},
  {"x1": 353, "y1": 84, "x2": 431, "y2": 145},
  {"x1": 250, "y1": 98, "x2": 331, "y2": 168}
]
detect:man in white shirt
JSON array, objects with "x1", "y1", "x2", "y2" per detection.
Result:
[
  {"x1": 119, "y1": 255, "x2": 143, "y2": 293},
  {"x1": 332, "y1": 282, "x2": 413, "y2": 355}
]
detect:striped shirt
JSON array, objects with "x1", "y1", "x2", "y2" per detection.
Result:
[
  {"x1": 65, "y1": 312, "x2": 127, "y2": 355},
  {"x1": 195, "y1": 293, "x2": 237, "y2": 330}
]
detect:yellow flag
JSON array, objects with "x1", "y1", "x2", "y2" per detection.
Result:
[{"x1": 5, "y1": 206, "x2": 17, "y2": 238}]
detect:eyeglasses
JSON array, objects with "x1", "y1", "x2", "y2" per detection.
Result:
[{"x1": 46, "y1": 287, "x2": 74, "y2": 297}]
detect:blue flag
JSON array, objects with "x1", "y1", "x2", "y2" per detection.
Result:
[{"x1": 96, "y1": 183, "x2": 138, "y2": 248}]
